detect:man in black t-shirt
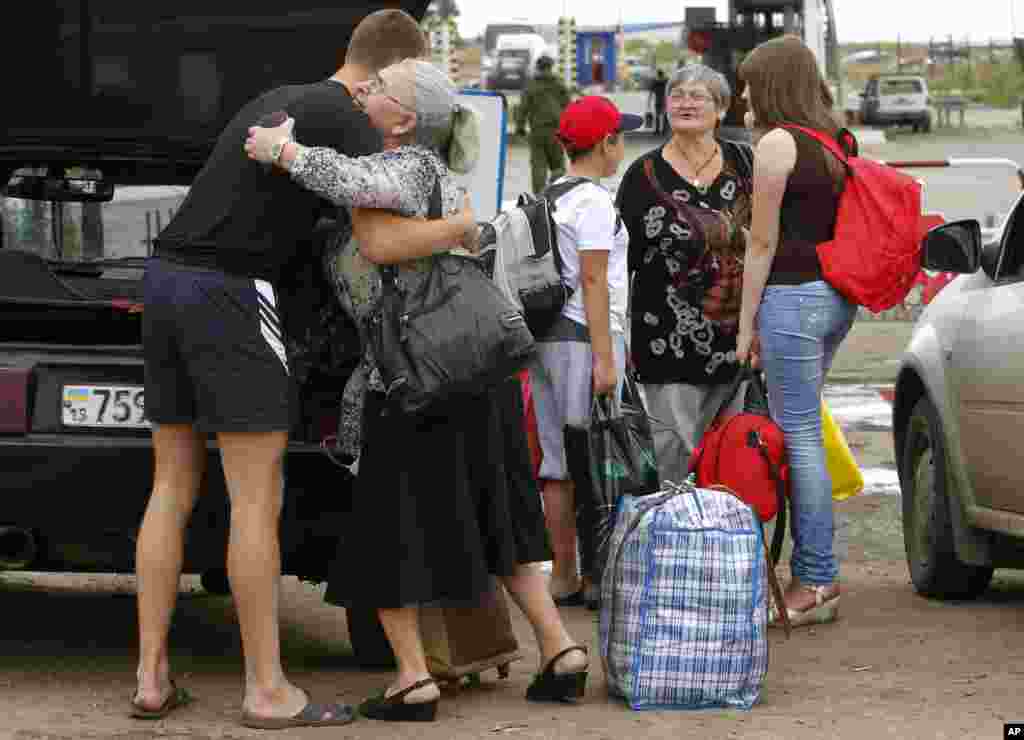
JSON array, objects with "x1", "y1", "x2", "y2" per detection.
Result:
[{"x1": 132, "y1": 10, "x2": 475, "y2": 730}]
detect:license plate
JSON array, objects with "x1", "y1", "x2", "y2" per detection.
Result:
[{"x1": 62, "y1": 385, "x2": 149, "y2": 428}]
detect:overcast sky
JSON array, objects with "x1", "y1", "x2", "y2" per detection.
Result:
[{"x1": 456, "y1": 1, "x2": 1022, "y2": 44}]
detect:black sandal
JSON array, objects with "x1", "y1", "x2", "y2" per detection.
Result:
[
  {"x1": 526, "y1": 646, "x2": 589, "y2": 703},
  {"x1": 552, "y1": 588, "x2": 585, "y2": 606},
  {"x1": 358, "y1": 678, "x2": 438, "y2": 722}
]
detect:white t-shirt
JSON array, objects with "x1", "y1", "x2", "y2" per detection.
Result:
[{"x1": 549, "y1": 178, "x2": 630, "y2": 335}]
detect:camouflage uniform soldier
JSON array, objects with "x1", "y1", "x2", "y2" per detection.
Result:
[{"x1": 516, "y1": 56, "x2": 572, "y2": 194}]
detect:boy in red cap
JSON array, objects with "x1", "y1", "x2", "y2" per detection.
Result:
[{"x1": 530, "y1": 96, "x2": 644, "y2": 609}]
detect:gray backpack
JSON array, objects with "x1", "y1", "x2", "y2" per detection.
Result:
[{"x1": 479, "y1": 177, "x2": 591, "y2": 338}]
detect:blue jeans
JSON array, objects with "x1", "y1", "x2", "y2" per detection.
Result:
[{"x1": 757, "y1": 281, "x2": 857, "y2": 586}]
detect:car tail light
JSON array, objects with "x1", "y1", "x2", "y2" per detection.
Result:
[
  {"x1": 110, "y1": 299, "x2": 144, "y2": 313},
  {"x1": 0, "y1": 366, "x2": 31, "y2": 434}
]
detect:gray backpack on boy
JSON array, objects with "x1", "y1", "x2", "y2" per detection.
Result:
[{"x1": 478, "y1": 177, "x2": 591, "y2": 338}]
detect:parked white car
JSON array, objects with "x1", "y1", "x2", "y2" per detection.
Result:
[
  {"x1": 861, "y1": 74, "x2": 932, "y2": 133},
  {"x1": 894, "y1": 196, "x2": 1024, "y2": 600}
]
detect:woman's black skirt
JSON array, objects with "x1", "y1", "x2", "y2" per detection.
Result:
[{"x1": 325, "y1": 377, "x2": 552, "y2": 609}]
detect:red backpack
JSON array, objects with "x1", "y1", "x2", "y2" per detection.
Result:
[
  {"x1": 689, "y1": 368, "x2": 788, "y2": 564},
  {"x1": 783, "y1": 125, "x2": 924, "y2": 313}
]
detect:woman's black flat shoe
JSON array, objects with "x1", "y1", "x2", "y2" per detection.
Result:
[
  {"x1": 526, "y1": 646, "x2": 589, "y2": 703},
  {"x1": 553, "y1": 589, "x2": 585, "y2": 607},
  {"x1": 358, "y1": 678, "x2": 438, "y2": 722}
]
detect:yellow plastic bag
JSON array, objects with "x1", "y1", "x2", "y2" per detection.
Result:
[{"x1": 823, "y1": 399, "x2": 864, "y2": 501}]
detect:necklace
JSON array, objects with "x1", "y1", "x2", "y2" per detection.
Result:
[{"x1": 673, "y1": 139, "x2": 719, "y2": 194}]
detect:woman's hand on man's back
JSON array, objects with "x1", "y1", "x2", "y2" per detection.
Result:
[{"x1": 453, "y1": 191, "x2": 480, "y2": 253}]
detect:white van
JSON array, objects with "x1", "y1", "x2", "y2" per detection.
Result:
[{"x1": 491, "y1": 32, "x2": 551, "y2": 90}]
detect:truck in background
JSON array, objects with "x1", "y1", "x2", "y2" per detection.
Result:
[
  {"x1": 489, "y1": 32, "x2": 551, "y2": 91},
  {"x1": 480, "y1": 20, "x2": 537, "y2": 87}
]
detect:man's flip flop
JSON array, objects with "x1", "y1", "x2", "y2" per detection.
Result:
[
  {"x1": 130, "y1": 680, "x2": 193, "y2": 720},
  {"x1": 240, "y1": 701, "x2": 356, "y2": 730}
]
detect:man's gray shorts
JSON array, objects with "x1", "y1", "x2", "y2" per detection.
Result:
[{"x1": 528, "y1": 331, "x2": 627, "y2": 481}]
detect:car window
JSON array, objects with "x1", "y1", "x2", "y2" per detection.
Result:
[
  {"x1": 996, "y1": 204, "x2": 1024, "y2": 281},
  {"x1": 9, "y1": 4, "x2": 428, "y2": 140},
  {"x1": 1, "y1": 186, "x2": 187, "y2": 262},
  {"x1": 880, "y1": 79, "x2": 923, "y2": 95}
]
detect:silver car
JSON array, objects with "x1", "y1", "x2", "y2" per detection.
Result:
[{"x1": 894, "y1": 201, "x2": 1024, "y2": 599}]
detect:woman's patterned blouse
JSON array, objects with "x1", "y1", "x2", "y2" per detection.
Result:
[
  {"x1": 615, "y1": 141, "x2": 753, "y2": 386},
  {"x1": 289, "y1": 144, "x2": 462, "y2": 456}
]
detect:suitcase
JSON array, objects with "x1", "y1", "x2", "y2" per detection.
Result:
[
  {"x1": 346, "y1": 579, "x2": 523, "y2": 690},
  {"x1": 420, "y1": 580, "x2": 523, "y2": 689}
]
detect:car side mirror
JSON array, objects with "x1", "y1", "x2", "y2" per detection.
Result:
[
  {"x1": 923, "y1": 219, "x2": 981, "y2": 273},
  {"x1": 980, "y1": 241, "x2": 1001, "y2": 280}
]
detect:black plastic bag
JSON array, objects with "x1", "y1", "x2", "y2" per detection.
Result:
[
  {"x1": 620, "y1": 371, "x2": 660, "y2": 495},
  {"x1": 564, "y1": 394, "x2": 659, "y2": 584}
]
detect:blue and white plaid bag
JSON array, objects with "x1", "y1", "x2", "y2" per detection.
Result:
[{"x1": 599, "y1": 482, "x2": 769, "y2": 710}]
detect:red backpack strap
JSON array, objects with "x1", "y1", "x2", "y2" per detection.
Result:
[
  {"x1": 750, "y1": 431, "x2": 787, "y2": 565},
  {"x1": 778, "y1": 124, "x2": 851, "y2": 162}
]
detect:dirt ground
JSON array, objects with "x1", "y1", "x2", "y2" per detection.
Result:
[{"x1": 3, "y1": 320, "x2": 1023, "y2": 740}]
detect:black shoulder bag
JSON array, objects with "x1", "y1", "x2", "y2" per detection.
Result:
[{"x1": 370, "y1": 176, "x2": 537, "y2": 415}]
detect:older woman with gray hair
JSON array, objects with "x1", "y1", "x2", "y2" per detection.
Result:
[
  {"x1": 615, "y1": 63, "x2": 755, "y2": 484},
  {"x1": 245, "y1": 58, "x2": 588, "y2": 721}
]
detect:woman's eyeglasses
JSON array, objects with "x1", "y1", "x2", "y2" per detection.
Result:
[
  {"x1": 362, "y1": 74, "x2": 414, "y2": 111},
  {"x1": 666, "y1": 90, "x2": 715, "y2": 107}
]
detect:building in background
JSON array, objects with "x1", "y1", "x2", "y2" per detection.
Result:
[
  {"x1": 575, "y1": 27, "x2": 619, "y2": 89},
  {"x1": 686, "y1": 0, "x2": 837, "y2": 129}
]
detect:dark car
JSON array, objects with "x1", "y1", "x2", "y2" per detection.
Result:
[{"x1": 0, "y1": 1, "x2": 428, "y2": 660}]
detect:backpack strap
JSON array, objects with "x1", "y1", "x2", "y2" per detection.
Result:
[
  {"x1": 705, "y1": 362, "x2": 753, "y2": 432},
  {"x1": 543, "y1": 176, "x2": 625, "y2": 234},
  {"x1": 427, "y1": 173, "x2": 443, "y2": 219},
  {"x1": 779, "y1": 124, "x2": 859, "y2": 161},
  {"x1": 542, "y1": 175, "x2": 591, "y2": 204},
  {"x1": 751, "y1": 435, "x2": 788, "y2": 567}
]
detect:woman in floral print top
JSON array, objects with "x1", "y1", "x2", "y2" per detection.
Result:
[
  {"x1": 615, "y1": 64, "x2": 754, "y2": 484},
  {"x1": 245, "y1": 58, "x2": 589, "y2": 719}
]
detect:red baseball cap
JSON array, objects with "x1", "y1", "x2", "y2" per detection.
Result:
[{"x1": 557, "y1": 96, "x2": 644, "y2": 151}]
